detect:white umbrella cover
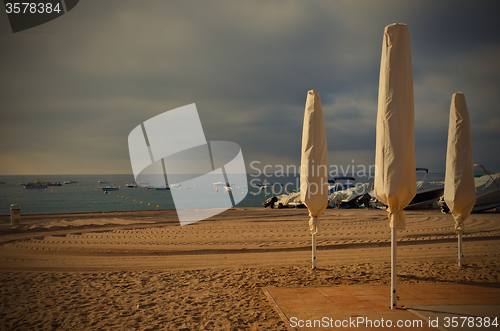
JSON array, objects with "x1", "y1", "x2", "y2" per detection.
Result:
[
  {"x1": 300, "y1": 90, "x2": 328, "y2": 269},
  {"x1": 444, "y1": 92, "x2": 476, "y2": 266},
  {"x1": 374, "y1": 23, "x2": 417, "y2": 309}
]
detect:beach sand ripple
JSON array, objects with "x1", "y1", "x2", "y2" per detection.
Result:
[{"x1": 1, "y1": 208, "x2": 499, "y2": 330}]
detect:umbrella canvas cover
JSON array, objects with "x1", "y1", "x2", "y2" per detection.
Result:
[
  {"x1": 300, "y1": 90, "x2": 328, "y2": 269},
  {"x1": 374, "y1": 23, "x2": 417, "y2": 309},
  {"x1": 444, "y1": 92, "x2": 476, "y2": 266}
]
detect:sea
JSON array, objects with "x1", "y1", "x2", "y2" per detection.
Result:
[{"x1": 0, "y1": 172, "x2": 444, "y2": 216}]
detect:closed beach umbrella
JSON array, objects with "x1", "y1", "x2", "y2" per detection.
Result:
[
  {"x1": 444, "y1": 92, "x2": 476, "y2": 267},
  {"x1": 300, "y1": 90, "x2": 328, "y2": 270},
  {"x1": 374, "y1": 23, "x2": 417, "y2": 309}
]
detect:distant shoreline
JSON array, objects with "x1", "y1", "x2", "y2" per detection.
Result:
[{"x1": 0, "y1": 208, "x2": 181, "y2": 222}]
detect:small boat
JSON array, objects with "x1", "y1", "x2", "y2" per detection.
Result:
[
  {"x1": 263, "y1": 184, "x2": 304, "y2": 208},
  {"x1": 253, "y1": 182, "x2": 269, "y2": 189},
  {"x1": 125, "y1": 182, "x2": 137, "y2": 188},
  {"x1": 135, "y1": 181, "x2": 156, "y2": 189},
  {"x1": 98, "y1": 181, "x2": 109, "y2": 184},
  {"x1": 370, "y1": 169, "x2": 444, "y2": 209},
  {"x1": 45, "y1": 181, "x2": 62, "y2": 186},
  {"x1": 406, "y1": 168, "x2": 444, "y2": 209},
  {"x1": 472, "y1": 165, "x2": 500, "y2": 212},
  {"x1": 64, "y1": 180, "x2": 77, "y2": 184},
  {"x1": 155, "y1": 185, "x2": 170, "y2": 190},
  {"x1": 263, "y1": 192, "x2": 304, "y2": 208},
  {"x1": 328, "y1": 177, "x2": 372, "y2": 209},
  {"x1": 136, "y1": 181, "x2": 171, "y2": 189},
  {"x1": 101, "y1": 186, "x2": 119, "y2": 191},
  {"x1": 439, "y1": 164, "x2": 500, "y2": 213},
  {"x1": 23, "y1": 180, "x2": 48, "y2": 189},
  {"x1": 264, "y1": 179, "x2": 374, "y2": 209}
]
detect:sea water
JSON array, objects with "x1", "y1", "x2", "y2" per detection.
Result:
[
  {"x1": 0, "y1": 174, "x2": 291, "y2": 215},
  {"x1": 0, "y1": 173, "x2": 443, "y2": 216}
]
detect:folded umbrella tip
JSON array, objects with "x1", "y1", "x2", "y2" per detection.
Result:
[
  {"x1": 387, "y1": 22, "x2": 408, "y2": 28},
  {"x1": 385, "y1": 23, "x2": 409, "y2": 34}
]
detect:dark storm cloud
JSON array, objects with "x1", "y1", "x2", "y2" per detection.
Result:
[{"x1": 0, "y1": 0, "x2": 499, "y2": 174}]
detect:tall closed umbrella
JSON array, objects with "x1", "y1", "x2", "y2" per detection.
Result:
[
  {"x1": 444, "y1": 92, "x2": 476, "y2": 267},
  {"x1": 374, "y1": 23, "x2": 417, "y2": 309},
  {"x1": 300, "y1": 90, "x2": 328, "y2": 270}
]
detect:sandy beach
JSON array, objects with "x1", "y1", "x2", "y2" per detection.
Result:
[{"x1": 1, "y1": 207, "x2": 499, "y2": 330}]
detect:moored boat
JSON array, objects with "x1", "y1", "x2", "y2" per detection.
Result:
[
  {"x1": 263, "y1": 183, "x2": 304, "y2": 208},
  {"x1": 369, "y1": 168, "x2": 444, "y2": 209},
  {"x1": 263, "y1": 191, "x2": 304, "y2": 208},
  {"x1": 101, "y1": 186, "x2": 119, "y2": 191},
  {"x1": 253, "y1": 182, "x2": 269, "y2": 190},
  {"x1": 328, "y1": 177, "x2": 372, "y2": 209},
  {"x1": 472, "y1": 165, "x2": 500, "y2": 212},
  {"x1": 439, "y1": 164, "x2": 500, "y2": 213},
  {"x1": 155, "y1": 185, "x2": 170, "y2": 190},
  {"x1": 406, "y1": 168, "x2": 444, "y2": 209},
  {"x1": 23, "y1": 180, "x2": 48, "y2": 189}
]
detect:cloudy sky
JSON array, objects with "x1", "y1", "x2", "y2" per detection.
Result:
[{"x1": 1, "y1": 1, "x2": 499, "y2": 176}]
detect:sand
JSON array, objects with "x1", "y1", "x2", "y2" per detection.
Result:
[{"x1": 0, "y1": 207, "x2": 499, "y2": 330}]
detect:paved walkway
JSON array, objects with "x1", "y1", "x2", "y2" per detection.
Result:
[{"x1": 265, "y1": 283, "x2": 500, "y2": 330}]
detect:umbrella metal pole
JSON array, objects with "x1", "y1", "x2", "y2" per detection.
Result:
[
  {"x1": 391, "y1": 228, "x2": 397, "y2": 309},
  {"x1": 312, "y1": 234, "x2": 316, "y2": 269},
  {"x1": 458, "y1": 231, "x2": 463, "y2": 267}
]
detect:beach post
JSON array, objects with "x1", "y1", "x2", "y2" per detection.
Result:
[
  {"x1": 10, "y1": 204, "x2": 21, "y2": 226},
  {"x1": 374, "y1": 23, "x2": 417, "y2": 309},
  {"x1": 391, "y1": 228, "x2": 397, "y2": 307},
  {"x1": 444, "y1": 92, "x2": 476, "y2": 268},
  {"x1": 312, "y1": 233, "x2": 316, "y2": 269},
  {"x1": 300, "y1": 90, "x2": 328, "y2": 270},
  {"x1": 458, "y1": 231, "x2": 463, "y2": 266}
]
